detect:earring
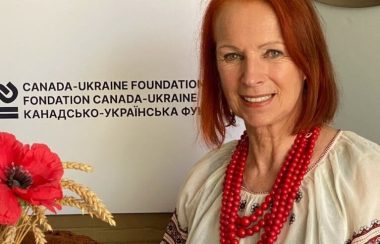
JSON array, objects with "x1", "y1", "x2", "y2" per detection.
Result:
[{"x1": 227, "y1": 111, "x2": 236, "y2": 127}]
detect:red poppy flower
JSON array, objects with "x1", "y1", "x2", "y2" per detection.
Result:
[{"x1": 0, "y1": 132, "x2": 64, "y2": 225}]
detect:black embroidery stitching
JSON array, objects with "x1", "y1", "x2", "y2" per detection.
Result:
[
  {"x1": 162, "y1": 210, "x2": 187, "y2": 244},
  {"x1": 289, "y1": 213, "x2": 296, "y2": 225},
  {"x1": 345, "y1": 219, "x2": 380, "y2": 244},
  {"x1": 295, "y1": 190, "x2": 303, "y2": 203},
  {"x1": 250, "y1": 203, "x2": 260, "y2": 214},
  {"x1": 239, "y1": 200, "x2": 247, "y2": 212}
]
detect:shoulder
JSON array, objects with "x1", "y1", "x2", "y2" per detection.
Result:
[
  {"x1": 173, "y1": 140, "x2": 237, "y2": 230},
  {"x1": 309, "y1": 130, "x2": 380, "y2": 182},
  {"x1": 188, "y1": 140, "x2": 238, "y2": 181},
  {"x1": 316, "y1": 130, "x2": 380, "y2": 182},
  {"x1": 330, "y1": 130, "x2": 380, "y2": 168},
  {"x1": 300, "y1": 131, "x2": 380, "y2": 243},
  {"x1": 322, "y1": 131, "x2": 380, "y2": 235},
  {"x1": 179, "y1": 140, "x2": 237, "y2": 203},
  {"x1": 337, "y1": 130, "x2": 380, "y2": 152},
  {"x1": 306, "y1": 130, "x2": 380, "y2": 209}
]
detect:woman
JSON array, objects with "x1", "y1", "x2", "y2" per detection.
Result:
[{"x1": 162, "y1": 0, "x2": 380, "y2": 243}]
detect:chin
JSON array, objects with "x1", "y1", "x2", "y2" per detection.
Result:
[{"x1": 243, "y1": 118, "x2": 273, "y2": 130}]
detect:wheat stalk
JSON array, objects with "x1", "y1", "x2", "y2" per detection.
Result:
[
  {"x1": 32, "y1": 225, "x2": 47, "y2": 244},
  {"x1": 60, "y1": 179, "x2": 115, "y2": 226},
  {"x1": 32, "y1": 206, "x2": 52, "y2": 232},
  {"x1": 14, "y1": 210, "x2": 33, "y2": 244},
  {"x1": 62, "y1": 161, "x2": 93, "y2": 172},
  {"x1": 1, "y1": 226, "x2": 16, "y2": 244},
  {"x1": 59, "y1": 196, "x2": 91, "y2": 215},
  {"x1": 0, "y1": 225, "x2": 5, "y2": 242},
  {"x1": 61, "y1": 179, "x2": 97, "y2": 206},
  {"x1": 87, "y1": 200, "x2": 116, "y2": 226}
]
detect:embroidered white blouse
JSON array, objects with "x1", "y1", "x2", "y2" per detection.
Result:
[{"x1": 162, "y1": 131, "x2": 380, "y2": 244}]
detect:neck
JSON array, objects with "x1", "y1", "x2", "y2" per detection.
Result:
[{"x1": 245, "y1": 124, "x2": 296, "y2": 175}]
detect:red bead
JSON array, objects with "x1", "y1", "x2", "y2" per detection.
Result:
[
  {"x1": 262, "y1": 203, "x2": 269, "y2": 210},
  {"x1": 258, "y1": 220, "x2": 265, "y2": 227},
  {"x1": 286, "y1": 204, "x2": 293, "y2": 211},
  {"x1": 230, "y1": 214, "x2": 237, "y2": 221},
  {"x1": 249, "y1": 215, "x2": 257, "y2": 222},
  {"x1": 275, "y1": 194, "x2": 281, "y2": 201},
  {"x1": 230, "y1": 240, "x2": 239, "y2": 244},
  {"x1": 272, "y1": 225, "x2": 279, "y2": 233},
  {"x1": 267, "y1": 237, "x2": 275, "y2": 244},
  {"x1": 240, "y1": 217, "x2": 250, "y2": 227},
  {"x1": 228, "y1": 232, "x2": 236, "y2": 239},
  {"x1": 274, "y1": 219, "x2": 281, "y2": 225},
  {"x1": 265, "y1": 195, "x2": 273, "y2": 203},
  {"x1": 237, "y1": 228, "x2": 246, "y2": 238},
  {"x1": 287, "y1": 198, "x2": 294, "y2": 205},
  {"x1": 228, "y1": 224, "x2": 236, "y2": 231}
]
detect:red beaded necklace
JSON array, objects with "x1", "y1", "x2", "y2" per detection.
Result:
[{"x1": 220, "y1": 127, "x2": 320, "y2": 244}]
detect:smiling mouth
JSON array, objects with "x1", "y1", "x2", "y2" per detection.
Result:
[{"x1": 242, "y1": 94, "x2": 275, "y2": 103}]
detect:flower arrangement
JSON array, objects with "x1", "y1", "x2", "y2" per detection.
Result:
[{"x1": 0, "y1": 132, "x2": 115, "y2": 244}]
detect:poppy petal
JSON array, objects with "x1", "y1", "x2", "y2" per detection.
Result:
[
  {"x1": 20, "y1": 144, "x2": 63, "y2": 185},
  {"x1": 0, "y1": 132, "x2": 23, "y2": 180},
  {"x1": 15, "y1": 183, "x2": 63, "y2": 212},
  {"x1": 0, "y1": 184, "x2": 22, "y2": 225}
]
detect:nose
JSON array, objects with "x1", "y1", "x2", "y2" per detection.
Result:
[{"x1": 241, "y1": 56, "x2": 265, "y2": 87}]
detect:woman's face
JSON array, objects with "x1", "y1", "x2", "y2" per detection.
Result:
[{"x1": 214, "y1": 0, "x2": 305, "y2": 131}]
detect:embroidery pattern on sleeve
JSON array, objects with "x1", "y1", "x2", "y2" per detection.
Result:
[
  {"x1": 345, "y1": 219, "x2": 380, "y2": 244},
  {"x1": 161, "y1": 210, "x2": 188, "y2": 244}
]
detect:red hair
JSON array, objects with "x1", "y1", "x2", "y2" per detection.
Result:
[{"x1": 198, "y1": 0, "x2": 338, "y2": 147}]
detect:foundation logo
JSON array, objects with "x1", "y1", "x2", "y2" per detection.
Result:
[{"x1": 0, "y1": 82, "x2": 18, "y2": 119}]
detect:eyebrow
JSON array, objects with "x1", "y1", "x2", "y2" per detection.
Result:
[
  {"x1": 216, "y1": 44, "x2": 240, "y2": 51},
  {"x1": 217, "y1": 41, "x2": 285, "y2": 51},
  {"x1": 258, "y1": 41, "x2": 285, "y2": 48}
]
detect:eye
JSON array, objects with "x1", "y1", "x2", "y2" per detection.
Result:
[
  {"x1": 222, "y1": 53, "x2": 244, "y2": 62},
  {"x1": 264, "y1": 49, "x2": 283, "y2": 59}
]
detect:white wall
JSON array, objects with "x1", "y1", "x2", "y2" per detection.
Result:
[{"x1": 315, "y1": 3, "x2": 380, "y2": 143}]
